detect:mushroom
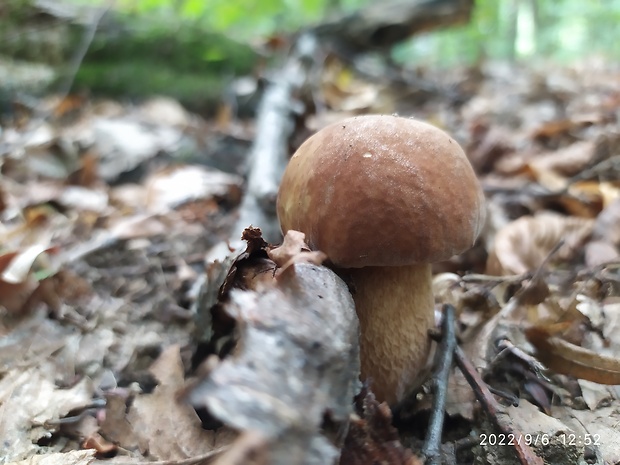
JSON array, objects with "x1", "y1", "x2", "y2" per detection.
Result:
[{"x1": 276, "y1": 114, "x2": 486, "y2": 405}]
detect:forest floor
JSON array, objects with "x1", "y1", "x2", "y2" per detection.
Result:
[{"x1": 1, "y1": 54, "x2": 620, "y2": 465}]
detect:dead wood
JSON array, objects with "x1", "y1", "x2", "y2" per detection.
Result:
[
  {"x1": 189, "y1": 256, "x2": 360, "y2": 465},
  {"x1": 233, "y1": 34, "x2": 319, "y2": 243},
  {"x1": 421, "y1": 304, "x2": 457, "y2": 465},
  {"x1": 313, "y1": 0, "x2": 474, "y2": 54}
]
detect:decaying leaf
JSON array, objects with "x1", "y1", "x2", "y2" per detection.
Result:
[
  {"x1": 528, "y1": 140, "x2": 597, "y2": 180},
  {"x1": 487, "y1": 212, "x2": 595, "y2": 275},
  {"x1": 525, "y1": 326, "x2": 620, "y2": 385},
  {"x1": 567, "y1": 405, "x2": 620, "y2": 464},
  {"x1": 1, "y1": 245, "x2": 51, "y2": 284},
  {"x1": 99, "y1": 393, "x2": 140, "y2": 452},
  {"x1": 488, "y1": 400, "x2": 579, "y2": 465},
  {"x1": 577, "y1": 379, "x2": 617, "y2": 410},
  {"x1": 6, "y1": 450, "x2": 96, "y2": 465},
  {"x1": 0, "y1": 246, "x2": 57, "y2": 314},
  {"x1": 81, "y1": 433, "x2": 117, "y2": 457},
  {"x1": 0, "y1": 366, "x2": 94, "y2": 462},
  {"x1": 127, "y1": 345, "x2": 221, "y2": 460},
  {"x1": 267, "y1": 230, "x2": 327, "y2": 272},
  {"x1": 145, "y1": 165, "x2": 243, "y2": 213}
]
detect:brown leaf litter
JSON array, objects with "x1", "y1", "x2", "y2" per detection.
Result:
[{"x1": 1, "y1": 54, "x2": 620, "y2": 465}]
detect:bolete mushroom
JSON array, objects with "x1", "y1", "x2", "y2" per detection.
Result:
[{"x1": 276, "y1": 114, "x2": 485, "y2": 405}]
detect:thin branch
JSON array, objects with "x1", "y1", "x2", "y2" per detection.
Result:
[
  {"x1": 107, "y1": 446, "x2": 229, "y2": 465},
  {"x1": 422, "y1": 304, "x2": 457, "y2": 465},
  {"x1": 454, "y1": 345, "x2": 545, "y2": 465}
]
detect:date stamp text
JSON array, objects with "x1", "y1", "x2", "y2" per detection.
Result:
[{"x1": 479, "y1": 433, "x2": 602, "y2": 447}]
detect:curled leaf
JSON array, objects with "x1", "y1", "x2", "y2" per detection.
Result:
[
  {"x1": 487, "y1": 212, "x2": 595, "y2": 275},
  {"x1": 268, "y1": 230, "x2": 327, "y2": 273},
  {"x1": 1, "y1": 245, "x2": 50, "y2": 284},
  {"x1": 528, "y1": 140, "x2": 597, "y2": 179},
  {"x1": 525, "y1": 326, "x2": 620, "y2": 385}
]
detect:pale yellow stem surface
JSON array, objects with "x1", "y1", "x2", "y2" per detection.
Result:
[{"x1": 349, "y1": 263, "x2": 434, "y2": 405}]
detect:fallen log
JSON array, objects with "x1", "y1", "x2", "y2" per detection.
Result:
[
  {"x1": 314, "y1": 0, "x2": 474, "y2": 53},
  {"x1": 189, "y1": 232, "x2": 360, "y2": 465}
]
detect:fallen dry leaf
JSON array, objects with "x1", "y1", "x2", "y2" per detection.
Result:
[
  {"x1": 0, "y1": 367, "x2": 94, "y2": 462},
  {"x1": 267, "y1": 230, "x2": 327, "y2": 272},
  {"x1": 566, "y1": 405, "x2": 620, "y2": 464},
  {"x1": 466, "y1": 122, "x2": 514, "y2": 174},
  {"x1": 530, "y1": 118, "x2": 582, "y2": 141},
  {"x1": 82, "y1": 432, "x2": 118, "y2": 457},
  {"x1": 528, "y1": 140, "x2": 597, "y2": 179},
  {"x1": 486, "y1": 212, "x2": 595, "y2": 275},
  {"x1": 0, "y1": 246, "x2": 56, "y2": 314},
  {"x1": 321, "y1": 56, "x2": 387, "y2": 113},
  {"x1": 492, "y1": 400, "x2": 577, "y2": 464},
  {"x1": 577, "y1": 379, "x2": 617, "y2": 410},
  {"x1": 6, "y1": 450, "x2": 96, "y2": 465},
  {"x1": 138, "y1": 96, "x2": 192, "y2": 128},
  {"x1": 127, "y1": 345, "x2": 220, "y2": 460},
  {"x1": 592, "y1": 195, "x2": 620, "y2": 246},
  {"x1": 99, "y1": 393, "x2": 140, "y2": 452},
  {"x1": 145, "y1": 165, "x2": 242, "y2": 213},
  {"x1": 1, "y1": 245, "x2": 51, "y2": 283},
  {"x1": 92, "y1": 117, "x2": 181, "y2": 181},
  {"x1": 525, "y1": 326, "x2": 620, "y2": 385},
  {"x1": 210, "y1": 431, "x2": 269, "y2": 465}
]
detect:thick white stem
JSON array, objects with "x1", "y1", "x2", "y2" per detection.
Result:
[{"x1": 349, "y1": 263, "x2": 434, "y2": 405}]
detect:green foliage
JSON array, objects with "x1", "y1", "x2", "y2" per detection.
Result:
[
  {"x1": 0, "y1": 0, "x2": 73, "y2": 64},
  {"x1": 84, "y1": 18, "x2": 256, "y2": 73},
  {"x1": 74, "y1": 60, "x2": 227, "y2": 108},
  {"x1": 74, "y1": 0, "x2": 620, "y2": 68},
  {"x1": 71, "y1": 16, "x2": 258, "y2": 107},
  {"x1": 113, "y1": 0, "x2": 360, "y2": 38},
  {"x1": 394, "y1": 0, "x2": 620, "y2": 67}
]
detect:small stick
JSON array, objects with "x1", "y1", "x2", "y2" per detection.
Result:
[
  {"x1": 107, "y1": 446, "x2": 229, "y2": 465},
  {"x1": 233, "y1": 34, "x2": 318, "y2": 243},
  {"x1": 454, "y1": 345, "x2": 544, "y2": 465},
  {"x1": 422, "y1": 304, "x2": 457, "y2": 465}
]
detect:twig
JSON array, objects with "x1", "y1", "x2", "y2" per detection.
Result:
[
  {"x1": 422, "y1": 304, "x2": 457, "y2": 465},
  {"x1": 34, "y1": 2, "x2": 110, "y2": 122},
  {"x1": 454, "y1": 345, "x2": 544, "y2": 465},
  {"x1": 486, "y1": 386, "x2": 519, "y2": 407},
  {"x1": 233, "y1": 33, "x2": 319, "y2": 243},
  {"x1": 107, "y1": 446, "x2": 229, "y2": 465}
]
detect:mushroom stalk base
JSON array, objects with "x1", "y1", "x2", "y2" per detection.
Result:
[{"x1": 348, "y1": 263, "x2": 434, "y2": 405}]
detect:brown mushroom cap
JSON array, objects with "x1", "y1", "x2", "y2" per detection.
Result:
[{"x1": 277, "y1": 115, "x2": 485, "y2": 268}]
